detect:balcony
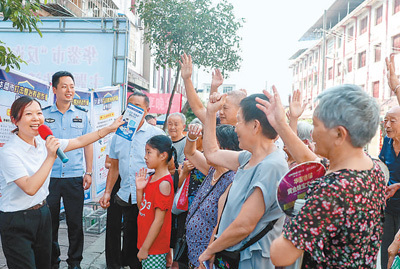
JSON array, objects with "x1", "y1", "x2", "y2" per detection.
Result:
[{"x1": 40, "y1": 0, "x2": 121, "y2": 18}]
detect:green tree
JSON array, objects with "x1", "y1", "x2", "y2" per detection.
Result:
[
  {"x1": 136, "y1": 0, "x2": 243, "y2": 130},
  {"x1": 0, "y1": 0, "x2": 43, "y2": 72}
]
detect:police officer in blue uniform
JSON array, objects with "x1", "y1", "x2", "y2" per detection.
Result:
[{"x1": 43, "y1": 71, "x2": 92, "y2": 269}]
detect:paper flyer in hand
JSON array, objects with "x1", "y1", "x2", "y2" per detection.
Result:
[
  {"x1": 277, "y1": 162, "x2": 326, "y2": 217},
  {"x1": 116, "y1": 103, "x2": 144, "y2": 141}
]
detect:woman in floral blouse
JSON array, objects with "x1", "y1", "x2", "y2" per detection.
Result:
[{"x1": 257, "y1": 84, "x2": 386, "y2": 268}]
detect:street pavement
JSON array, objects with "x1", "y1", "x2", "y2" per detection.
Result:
[
  {"x1": 0, "y1": 218, "x2": 385, "y2": 269},
  {"x1": 0, "y1": 219, "x2": 108, "y2": 269}
]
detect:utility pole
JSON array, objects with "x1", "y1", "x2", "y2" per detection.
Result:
[{"x1": 321, "y1": 10, "x2": 327, "y2": 91}]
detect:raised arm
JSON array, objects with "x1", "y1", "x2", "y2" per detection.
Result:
[
  {"x1": 256, "y1": 86, "x2": 317, "y2": 163},
  {"x1": 210, "y1": 69, "x2": 223, "y2": 95},
  {"x1": 203, "y1": 93, "x2": 240, "y2": 171},
  {"x1": 183, "y1": 124, "x2": 210, "y2": 175},
  {"x1": 386, "y1": 54, "x2": 400, "y2": 105},
  {"x1": 287, "y1": 89, "x2": 306, "y2": 133},
  {"x1": 180, "y1": 53, "x2": 206, "y2": 123},
  {"x1": 65, "y1": 116, "x2": 123, "y2": 152}
]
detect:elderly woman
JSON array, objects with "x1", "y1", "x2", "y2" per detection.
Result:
[
  {"x1": 198, "y1": 93, "x2": 288, "y2": 269},
  {"x1": 257, "y1": 85, "x2": 386, "y2": 268}
]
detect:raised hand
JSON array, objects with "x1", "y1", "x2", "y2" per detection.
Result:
[
  {"x1": 288, "y1": 89, "x2": 306, "y2": 119},
  {"x1": 207, "y1": 92, "x2": 226, "y2": 114},
  {"x1": 182, "y1": 160, "x2": 195, "y2": 175},
  {"x1": 180, "y1": 53, "x2": 193, "y2": 80},
  {"x1": 135, "y1": 167, "x2": 149, "y2": 190},
  {"x1": 255, "y1": 85, "x2": 286, "y2": 129},
  {"x1": 386, "y1": 54, "x2": 400, "y2": 93},
  {"x1": 187, "y1": 123, "x2": 202, "y2": 140},
  {"x1": 210, "y1": 69, "x2": 223, "y2": 93}
]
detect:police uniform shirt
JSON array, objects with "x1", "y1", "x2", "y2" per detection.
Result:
[
  {"x1": 0, "y1": 135, "x2": 68, "y2": 212},
  {"x1": 42, "y1": 103, "x2": 91, "y2": 178}
]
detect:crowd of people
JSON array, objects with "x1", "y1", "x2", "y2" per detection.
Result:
[{"x1": 2, "y1": 53, "x2": 400, "y2": 269}]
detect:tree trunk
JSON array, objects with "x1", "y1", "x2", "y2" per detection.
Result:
[{"x1": 162, "y1": 65, "x2": 181, "y2": 131}]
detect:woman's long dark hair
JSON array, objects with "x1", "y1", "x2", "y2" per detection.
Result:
[{"x1": 146, "y1": 135, "x2": 179, "y2": 192}]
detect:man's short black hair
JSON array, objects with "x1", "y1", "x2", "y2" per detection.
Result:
[
  {"x1": 128, "y1": 90, "x2": 150, "y2": 108},
  {"x1": 52, "y1": 71, "x2": 74, "y2": 88}
]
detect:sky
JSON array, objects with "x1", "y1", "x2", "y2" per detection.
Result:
[{"x1": 197, "y1": 0, "x2": 336, "y2": 104}]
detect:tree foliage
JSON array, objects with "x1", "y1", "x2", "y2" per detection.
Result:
[
  {"x1": 136, "y1": 0, "x2": 244, "y2": 72},
  {"x1": 0, "y1": 0, "x2": 43, "y2": 72}
]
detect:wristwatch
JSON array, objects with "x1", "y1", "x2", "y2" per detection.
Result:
[{"x1": 85, "y1": 172, "x2": 93, "y2": 176}]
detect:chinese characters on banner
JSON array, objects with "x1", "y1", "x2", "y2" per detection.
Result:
[{"x1": 0, "y1": 69, "x2": 51, "y2": 147}]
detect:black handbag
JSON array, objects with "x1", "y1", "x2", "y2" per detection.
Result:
[{"x1": 213, "y1": 219, "x2": 278, "y2": 269}]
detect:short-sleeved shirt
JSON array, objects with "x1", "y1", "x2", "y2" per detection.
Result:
[
  {"x1": 283, "y1": 160, "x2": 385, "y2": 268},
  {"x1": 0, "y1": 134, "x2": 68, "y2": 212},
  {"x1": 379, "y1": 136, "x2": 400, "y2": 214},
  {"x1": 137, "y1": 174, "x2": 174, "y2": 255},
  {"x1": 186, "y1": 167, "x2": 235, "y2": 267},
  {"x1": 109, "y1": 121, "x2": 165, "y2": 204},
  {"x1": 43, "y1": 103, "x2": 91, "y2": 178},
  {"x1": 217, "y1": 150, "x2": 287, "y2": 262},
  {"x1": 172, "y1": 136, "x2": 186, "y2": 165}
]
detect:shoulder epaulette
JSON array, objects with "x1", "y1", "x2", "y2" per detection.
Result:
[
  {"x1": 42, "y1": 105, "x2": 51, "y2": 110},
  {"x1": 75, "y1": 106, "x2": 88, "y2": 112}
]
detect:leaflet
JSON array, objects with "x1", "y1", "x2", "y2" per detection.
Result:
[{"x1": 116, "y1": 103, "x2": 144, "y2": 141}]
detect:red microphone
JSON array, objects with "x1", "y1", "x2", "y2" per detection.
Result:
[{"x1": 38, "y1": 125, "x2": 69, "y2": 163}]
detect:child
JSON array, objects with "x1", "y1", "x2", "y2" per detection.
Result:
[{"x1": 136, "y1": 135, "x2": 177, "y2": 268}]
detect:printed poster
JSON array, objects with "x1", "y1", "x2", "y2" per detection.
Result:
[
  {"x1": 0, "y1": 69, "x2": 50, "y2": 147},
  {"x1": 116, "y1": 103, "x2": 144, "y2": 141},
  {"x1": 92, "y1": 86, "x2": 121, "y2": 196}
]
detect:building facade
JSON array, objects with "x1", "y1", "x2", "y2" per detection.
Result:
[{"x1": 289, "y1": 0, "x2": 400, "y2": 155}]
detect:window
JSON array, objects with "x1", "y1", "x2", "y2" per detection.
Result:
[
  {"x1": 348, "y1": 26, "x2": 354, "y2": 41},
  {"x1": 373, "y1": 81, "x2": 379, "y2": 98},
  {"x1": 337, "y1": 36, "x2": 342, "y2": 48},
  {"x1": 358, "y1": 51, "x2": 366, "y2": 68},
  {"x1": 223, "y1": 86, "x2": 233, "y2": 93},
  {"x1": 309, "y1": 55, "x2": 313, "y2": 66},
  {"x1": 328, "y1": 67, "x2": 333, "y2": 80},
  {"x1": 304, "y1": 59, "x2": 307, "y2": 68},
  {"x1": 308, "y1": 75, "x2": 312, "y2": 85},
  {"x1": 337, "y1": 63, "x2": 342, "y2": 76},
  {"x1": 375, "y1": 44, "x2": 381, "y2": 62},
  {"x1": 393, "y1": 34, "x2": 400, "y2": 52},
  {"x1": 360, "y1": 17, "x2": 368, "y2": 35},
  {"x1": 314, "y1": 73, "x2": 318, "y2": 86},
  {"x1": 348, "y1": 58, "x2": 353, "y2": 72},
  {"x1": 303, "y1": 79, "x2": 307, "y2": 89},
  {"x1": 327, "y1": 38, "x2": 334, "y2": 55},
  {"x1": 376, "y1": 5, "x2": 383, "y2": 25},
  {"x1": 395, "y1": 0, "x2": 400, "y2": 14}
]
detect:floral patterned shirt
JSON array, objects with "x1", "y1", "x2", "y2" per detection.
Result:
[{"x1": 283, "y1": 160, "x2": 385, "y2": 268}]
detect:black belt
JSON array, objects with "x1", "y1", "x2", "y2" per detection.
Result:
[{"x1": 27, "y1": 200, "x2": 46, "y2": 210}]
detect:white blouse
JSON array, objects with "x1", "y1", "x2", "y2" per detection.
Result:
[{"x1": 0, "y1": 134, "x2": 68, "y2": 212}]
